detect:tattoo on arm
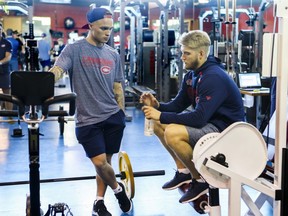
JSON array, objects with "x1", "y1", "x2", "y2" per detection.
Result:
[{"x1": 113, "y1": 82, "x2": 125, "y2": 111}]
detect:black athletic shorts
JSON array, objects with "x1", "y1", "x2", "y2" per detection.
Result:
[{"x1": 76, "y1": 110, "x2": 126, "y2": 158}]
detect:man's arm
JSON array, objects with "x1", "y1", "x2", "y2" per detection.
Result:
[
  {"x1": 49, "y1": 65, "x2": 65, "y2": 82},
  {"x1": 0, "y1": 51, "x2": 11, "y2": 64},
  {"x1": 113, "y1": 81, "x2": 125, "y2": 111}
]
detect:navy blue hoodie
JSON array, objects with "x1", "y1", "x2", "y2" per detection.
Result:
[{"x1": 159, "y1": 56, "x2": 245, "y2": 131}]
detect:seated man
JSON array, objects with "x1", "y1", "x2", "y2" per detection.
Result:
[{"x1": 141, "y1": 30, "x2": 245, "y2": 203}]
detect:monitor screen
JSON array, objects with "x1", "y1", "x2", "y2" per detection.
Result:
[{"x1": 237, "y1": 72, "x2": 261, "y2": 88}]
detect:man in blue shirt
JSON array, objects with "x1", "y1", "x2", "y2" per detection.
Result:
[
  {"x1": 38, "y1": 33, "x2": 51, "y2": 71},
  {"x1": 141, "y1": 30, "x2": 245, "y2": 204},
  {"x1": 6, "y1": 28, "x2": 19, "y2": 72},
  {"x1": 0, "y1": 24, "x2": 12, "y2": 110}
]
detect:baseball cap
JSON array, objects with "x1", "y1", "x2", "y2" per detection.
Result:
[{"x1": 82, "y1": 7, "x2": 112, "y2": 29}]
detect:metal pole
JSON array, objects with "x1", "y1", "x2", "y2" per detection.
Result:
[
  {"x1": 224, "y1": 0, "x2": 230, "y2": 72},
  {"x1": 230, "y1": 0, "x2": 237, "y2": 74},
  {"x1": 177, "y1": 0, "x2": 184, "y2": 86},
  {"x1": 119, "y1": 0, "x2": 126, "y2": 78},
  {"x1": 125, "y1": 9, "x2": 136, "y2": 87}
]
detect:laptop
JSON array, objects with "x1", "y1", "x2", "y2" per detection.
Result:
[{"x1": 237, "y1": 72, "x2": 269, "y2": 91}]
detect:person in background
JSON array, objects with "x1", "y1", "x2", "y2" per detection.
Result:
[
  {"x1": 57, "y1": 38, "x2": 65, "y2": 55},
  {"x1": 6, "y1": 28, "x2": 20, "y2": 72},
  {"x1": 51, "y1": 38, "x2": 65, "y2": 63},
  {"x1": 13, "y1": 30, "x2": 25, "y2": 70},
  {"x1": 0, "y1": 24, "x2": 12, "y2": 110},
  {"x1": 141, "y1": 30, "x2": 245, "y2": 204},
  {"x1": 38, "y1": 33, "x2": 51, "y2": 71},
  {"x1": 49, "y1": 7, "x2": 132, "y2": 216}
]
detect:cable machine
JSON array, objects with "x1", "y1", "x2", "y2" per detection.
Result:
[{"x1": 117, "y1": 0, "x2": 185, "y2": 102}]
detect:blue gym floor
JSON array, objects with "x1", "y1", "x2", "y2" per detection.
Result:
[{"x1": 0, "y1": 77, "x2": 273, "y2": 216}]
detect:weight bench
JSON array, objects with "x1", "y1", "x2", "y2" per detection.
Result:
[{"x1": 0, "y1": 71, "x2": 76, "y2": 216}]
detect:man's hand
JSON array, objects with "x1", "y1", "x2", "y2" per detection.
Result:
[
  {"x1": 49, "y1": 66, "x2": 64, "y2": 82},
  {"x1": 142, "y1": 105, "x2": 161, "y2": 121},
  {"x1": 140, "y1": 92, "x2": 159, "y2": 108}
]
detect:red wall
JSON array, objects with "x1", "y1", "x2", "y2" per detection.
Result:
[{"x1": 34, "y1": 3, "x2": 89, "y2": 43}]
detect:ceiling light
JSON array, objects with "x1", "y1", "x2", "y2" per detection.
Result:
[{"x1": 198, "y1": 0, "x2": 209, "y2": 3}]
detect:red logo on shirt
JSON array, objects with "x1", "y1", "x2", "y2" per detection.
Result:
[
  {"x1": 206, "y1": 96, "x2": 212, "y2": 100},
  {"x1": 101, "y1": 66, "x2": 111, "y2": 74}
]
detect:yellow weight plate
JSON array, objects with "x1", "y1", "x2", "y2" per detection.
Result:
[
  {"x1": 118, "y1": 151, "x2": 135, "y2": 199},
  {"x1": 26, "y1": 194, "x2": 30, "y2": 216}
]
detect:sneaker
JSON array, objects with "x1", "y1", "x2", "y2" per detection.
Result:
[
  {"x1": 179, "y1": 179, "x2": 209, "y2": 203},
  {"x1": 92, "y1": 200, "x2": 112, "y2": 216},
  {"x1": 115, "y1": 182, "x2": 132, "y2": 213},
  {"x1": 162, "y1": 171, "x2": 192, "y2": 190}
]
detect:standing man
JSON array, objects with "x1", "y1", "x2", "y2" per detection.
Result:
[
  {"x1": 49, "y1": 7, "x2": 132, "y2": 216},
  {"x1": 13, "y1": 30, "x2": 26, "y2": 70},
  {"x1": 38, "y1": 33, "x2": 51, "y2": 71},
  {"x1": 141, "y1": 30, "x2": 245, "y2": 203},
  {"x1": 0, "y1": 24, "x2": 12, "y2": 110},
  {"x1": 6, "y1": 28, "x2": 19, "y2": 72}
]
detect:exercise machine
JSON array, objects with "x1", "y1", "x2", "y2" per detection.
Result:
[
  {"x1": 192, "y1": 1, "x2": 288, "y2": 215},
  {"x1": 0, "y1": 71, "x2": 76, "y2": 216}
]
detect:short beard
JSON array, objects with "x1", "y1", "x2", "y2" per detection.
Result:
[{"x1": 186, "y1": 59, "x2": 200, "y2": 71}]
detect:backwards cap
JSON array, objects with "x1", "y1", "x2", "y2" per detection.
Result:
[{"x1": 82, "y1": 7, "x2": 112, "y2": 29}]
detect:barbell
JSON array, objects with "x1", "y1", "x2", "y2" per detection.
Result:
[{"x1": 0, "y1": 151, "x2": 165, "y2": 199}]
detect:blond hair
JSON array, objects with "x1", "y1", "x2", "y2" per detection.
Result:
[{"x1": 178, "y1": 30, "x2": 211, "y2": 56}]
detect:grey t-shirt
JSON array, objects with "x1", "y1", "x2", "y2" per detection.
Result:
[{"x1": 55, "y1": 39, "x2": 124, "y2": 127}]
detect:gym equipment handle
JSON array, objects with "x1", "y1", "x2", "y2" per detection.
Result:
[
  {"x1": 0, "y1": 93, "x2": 25, "y2": 116},
  {"x1": 0, "y1": 93, "x2": 76, "y2": 118},
  {"x1": 42, "y1": 93, "x2": 77, "y2": 117}
]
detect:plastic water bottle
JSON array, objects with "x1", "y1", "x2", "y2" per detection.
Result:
[{"x1": 144, "y1": 118, "x2": 154, "y2": 136}]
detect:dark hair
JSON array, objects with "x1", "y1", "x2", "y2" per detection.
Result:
[{"x1": 7, "y1": 28, "x2": 13, "y2": 36}]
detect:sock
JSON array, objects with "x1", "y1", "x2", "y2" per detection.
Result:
[
  {"x1": 195, "y1": 178, "x2": 205, "y2": 183},
  {"x1": 113, "y1": 184, "x2": 122, "y2": 194},
  {"x1": 178, "y1": 168, "x2": 190, "y2": 174},
  {"x1": 96, "y1": 196, "x2": 104, "y2": 202}
]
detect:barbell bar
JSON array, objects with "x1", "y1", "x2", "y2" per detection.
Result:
[{"x1": 0, "y1": 151, "x2": 165, "y2": 199}]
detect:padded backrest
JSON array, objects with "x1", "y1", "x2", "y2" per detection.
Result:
[{"x1": 11, "y1": 71, "x2": 54, "y2": 106}]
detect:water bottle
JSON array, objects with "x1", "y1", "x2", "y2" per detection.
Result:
[{"x1": 144, "y1": 118, "x2": 154, "y2": 136}]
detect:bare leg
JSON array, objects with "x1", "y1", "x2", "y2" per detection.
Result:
[
  {"x1": 2, "y1": 88, "x2": 13, "y2": 110},
  {"x1": 154, "y1": 121, "x2": 187, "y2": 170},
  {"x1": 90, "y1": 153, "x2": 118, "y2": 198},
  {"x1": 164, "y1": 124, "x2": 200, "y2": 179}
]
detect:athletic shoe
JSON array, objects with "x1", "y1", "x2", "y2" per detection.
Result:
[
  {"x1": 162, "y1": 171, "x2": 192, "y2": 190},
  {"x1": 179, "y1": 179, "x2": 209, "y2": 203},
  {"x1": 115, "y1": 182, "x2": 132, "y2": 213},
  {"x1": 92, "y1": 200, "x2": 112, "y2": 216}
]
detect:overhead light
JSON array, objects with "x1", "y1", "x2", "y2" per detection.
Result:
[
  {"x1": 40, "y1": 0, "x2": 71, "y2": 4},
  {"x1": 198, "y1": 0, "x2": 209, "y2": 3}
]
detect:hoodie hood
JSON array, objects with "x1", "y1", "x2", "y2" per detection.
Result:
[{"x1": 194, "y1": 55, "x2": 224, "y2": 75}]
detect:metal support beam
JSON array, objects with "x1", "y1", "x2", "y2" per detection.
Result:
[{"x1": 273, "y1": 1, "x2": 288, "y2": 215}]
